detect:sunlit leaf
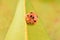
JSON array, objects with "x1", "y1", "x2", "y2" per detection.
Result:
[
  {"x1": 26, "y1": 0, "x2": 51, "y2": 40},
  {"x1": 4, "y1": 0, "x2": 25, "y2": 40}
]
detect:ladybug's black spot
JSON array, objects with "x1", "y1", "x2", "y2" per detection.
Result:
[
  {"x1": 32, "y1": 17, "x2": 34, "y2": 19},
  {"x1": 30, "y1": 15, "x2": 34, "y2": 19},
  {"x1": 34, "y1": 20, "x2": 36, "y2": 22},
  {"x1": 30, "y1": 15, "x2": 32, "y2": 17}
]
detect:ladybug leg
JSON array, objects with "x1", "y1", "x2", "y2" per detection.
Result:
[{"x1": 27, "y1": 15, "x2": 29, "y2": 16}]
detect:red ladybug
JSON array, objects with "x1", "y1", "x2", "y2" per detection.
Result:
[{"x1": 26, "y1": 12, "x2": 38, "y2": 24}]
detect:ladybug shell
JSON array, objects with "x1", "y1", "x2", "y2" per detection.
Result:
[{"x1": 26, "y1": 12, "x2": 38, "y2": 24}]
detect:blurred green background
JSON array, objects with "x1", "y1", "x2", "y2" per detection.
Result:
[
  {"x1": 26, "y1": 0, "x2": 60, "y2": 40},
  {"x1": 0, "y1": 0, "x2": 18, "y2": 40}
]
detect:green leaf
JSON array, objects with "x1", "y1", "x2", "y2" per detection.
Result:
[
  {"x1": 26, "y1": 0, "x2": 51, "y2": 40},
  {"x1": 4, "y1": 0, "x2": 25, "y2": 40}
]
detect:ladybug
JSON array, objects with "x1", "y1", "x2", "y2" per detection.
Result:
[{"x1": 25, "y1": 12, "x2": 38, "y2": 24}]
